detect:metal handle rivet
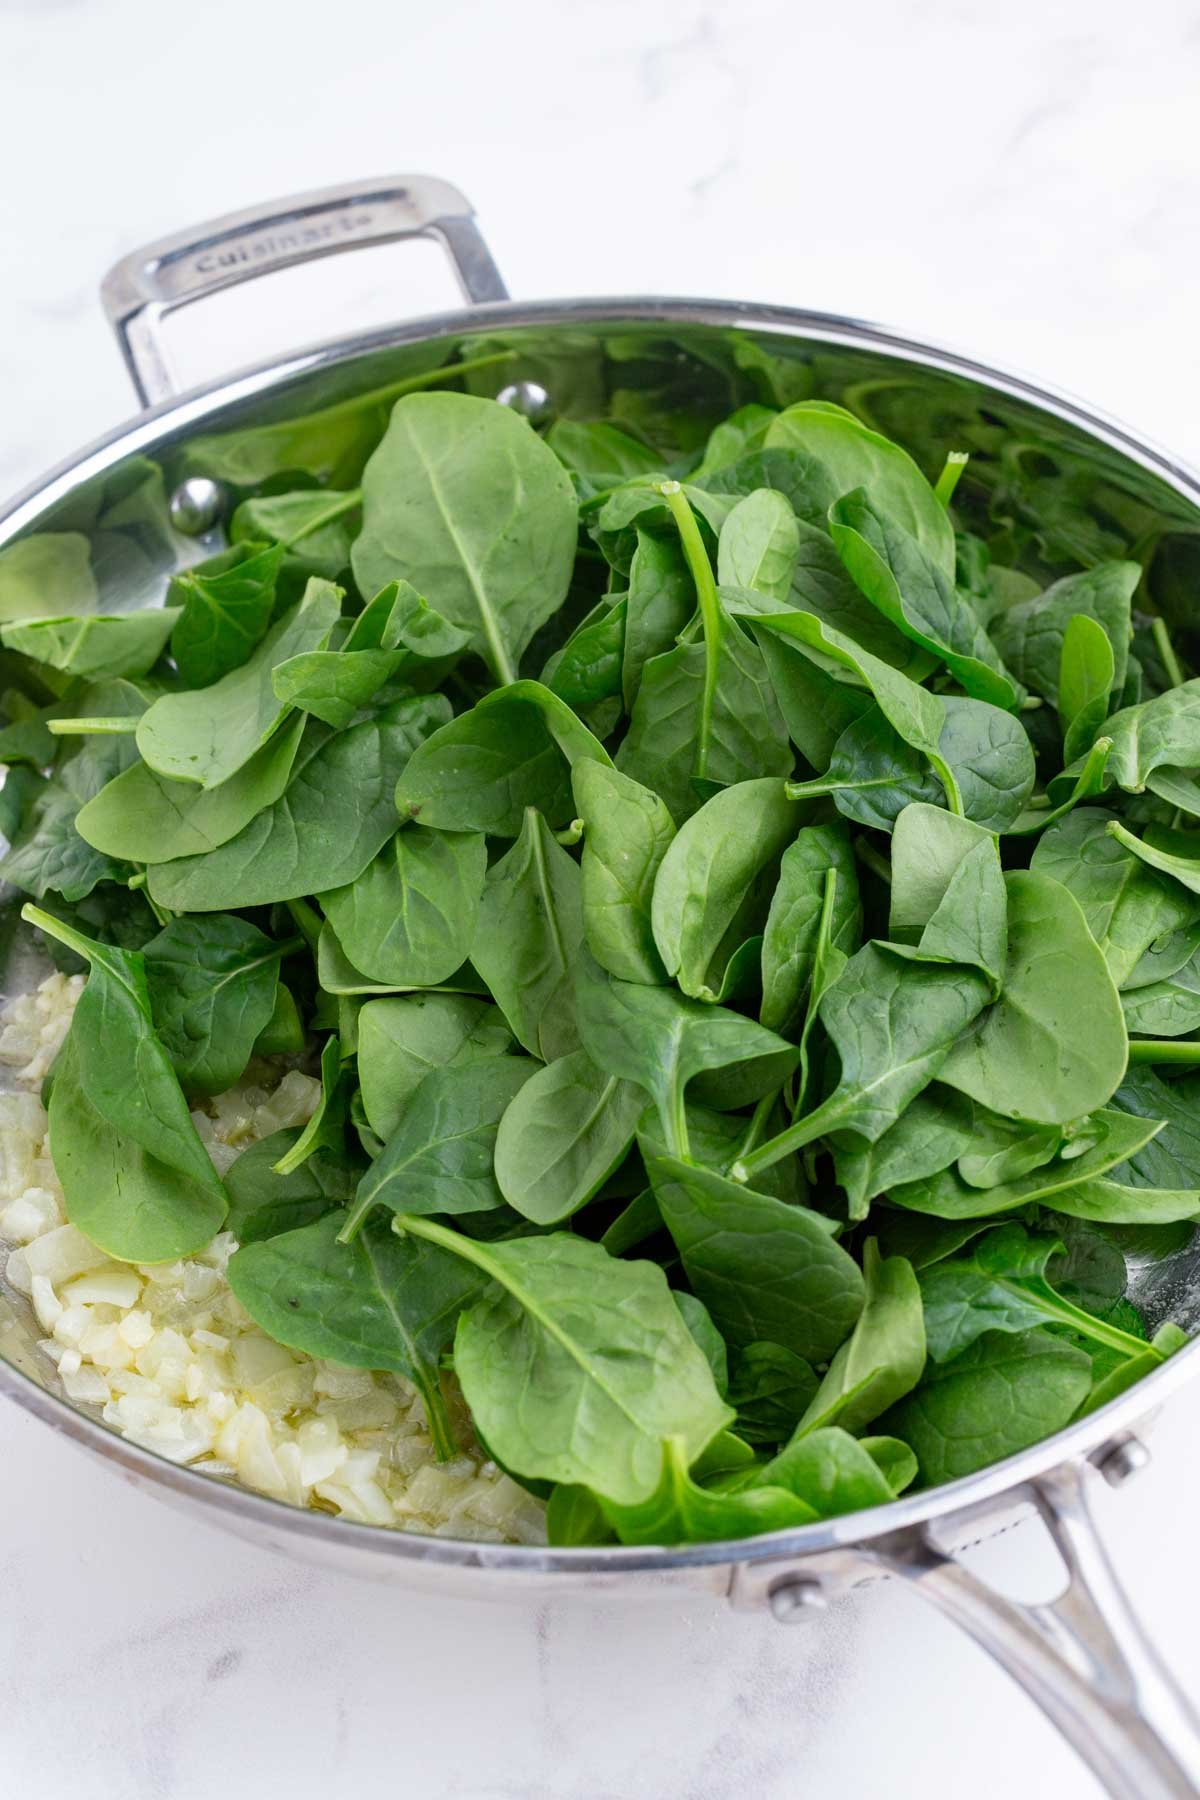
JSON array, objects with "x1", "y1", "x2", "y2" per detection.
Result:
[
  {"x1": 169, "y1": 477, "x2": 225, "y2": 537},
  {"x1": 768, "y1": 1576, "x2": 828, "y2": 1623},
  {"x1": 1095, "y1": 1437, "x2": 1151, "y2": 1488},
  {"x1": 496, "y1": 381, "x2": 551, "y2": 424}
]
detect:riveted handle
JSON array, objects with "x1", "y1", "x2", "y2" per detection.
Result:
[{"x1": 100, "y1": 173, "x2": 509, "y2": 408}]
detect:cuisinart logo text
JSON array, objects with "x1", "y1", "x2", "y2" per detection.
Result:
[{"x1": 191, "y1": 209, "x2": 378, "y2": 275}]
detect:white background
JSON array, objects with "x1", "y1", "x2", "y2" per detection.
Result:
[{"x1": 2, "y1": 1, "x2": 1200, "y2": 1794}]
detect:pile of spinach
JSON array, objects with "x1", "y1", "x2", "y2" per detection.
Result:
[{"x1": 2, "y1": 363, "x2": 1196, "y2": 1549}]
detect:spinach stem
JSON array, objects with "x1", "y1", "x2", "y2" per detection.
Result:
[
  {"x1": 731, "y1": 1089, "x2": 780, "y2": 1166},
  {"x1": 658, "y1": 481, "x2": 721, "y2": 782},
  {"x1": 934, "y1": 451, "x2": 969, "y2": 508},
  {"x1": 1126, "y1": 1039, "x2": 1200, "y2": 1067},
  {"x1": 47, "y1": 717, "x2": 139, "y2": 736},
  {"x1": 928, "y1": 750, "x2": 965, "y2": 815},
  {"x1": 1152, "y1": 616, "x2": 1186, "y2": 690},
  {"x1": 285, "y1": 899, "x2": 323, "y2": 954}
]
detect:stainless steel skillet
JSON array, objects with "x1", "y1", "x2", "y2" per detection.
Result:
[{"x1": 1, "y1": 173, "x2": 1199, "y2": 1798}]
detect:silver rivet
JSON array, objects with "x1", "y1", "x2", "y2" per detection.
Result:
[
  {"x1": 768, "y1": 1576, "x2": 828, "y2": 1623},
  {"x1": 1095, "y1": 1437, "x2": 1151, "y2": 1488},
  {"x1": 496, "y1": 380, "x2": 551, "y2": 423},
  {"x1": 168, "y1": 477, "x2": 225, "y2": 536}
]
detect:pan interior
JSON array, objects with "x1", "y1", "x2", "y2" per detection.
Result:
[{"x1": 3, "y1": 305, "x2": 1200, "y2": 1546}]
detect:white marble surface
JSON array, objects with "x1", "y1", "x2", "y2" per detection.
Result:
[{"x1": 3, "y1": 0, "x2": 1200, "y2": 1793}]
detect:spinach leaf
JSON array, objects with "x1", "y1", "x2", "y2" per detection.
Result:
[
  {"x1": 346, "y1": 1057, "x2": 536, "y2": 1233},
  {"x1": 575, "y1": 952, "x2": 799, "y2": 1155},
  {"x1": 728, "y1": 1343, "x2": 818, "y2": 1445},
  {"x1": 395, "y1": 679, "x2": 611, "y2": 836},
  {"x1": 573, "y1": 759, "x2": 675, "y2": 984},
  {"x1": 621, "y1": 531, "x2": 693, "y2": 710},
  {"x1": 887, "y1": 1108, "x2": 1164, "y2": 1219},
  {"x1": 494, "y1": 1050, "x2": 645, "y2": 1225},
  {"x1": 23, "y1": 905, "x2": 227, "y2": 1261},
  {"x1": 1059, "y1": 613, "x2": 1114, "y2": 765},
  {"x1": 991, "y1": 563, "x2": 1137, "y2": 707},
  {"x1": 597, "y1": 1435, "x2": 819, "y2": 1544},
  {"x1": 227, "y1": 1212, "x2": 484, "y2": 1460},
  {"x1": 829, "y1": 491, "x2": 1020, "y2": 709},
  {"x1": 674, "y1": 1291, "x2": 730, "y2": 1397},
  {"x1": 144, "y1": 914, "x2": 288, "y2": 1095},
  {"x1": 230, "y1": 491, "x2": 359, "y2": 583},
  {"x1": 76, "y1": 713, "x2": 307, "y2": 864},
  {"x1": 167, "y1": 541, "x2": 284, "y2": 686},
  {"x1": 716, "y1": 488, "x2": 799, "y2": 600},
  {"x1": 938, "y1": 872, "x2": 1128, "y2": 1123},
  {"x1": 356, "y1": 993, "x2": 512, "y2": 1142},
  {"x1": 759, "y1": 1427, "x2": 907, "y2": 1514},
  {"x1": 880, "y1": 1329, "x2": 1093, "y2": 1485},
  {"x1": 1, "y1": 609, "x2": 180, "y2": 680},
  {"x1": 136, "y1": 580, "x2": 341, "y2": 788},
  {"x1": 832, "y1": 1086, "x2": 977, "y2": 1218},
  {"x1": 917, "y1": 1222, "x2": 1160, "y2": 1364},
  {"x1": 353, "y1": 392, "x2": 578, "y2": 681},
  {"x1": 651, "y1": 778, "x2": 803, "y2": 1000},
  {"x1": 794, "y1": 1240, "x2": 925, "y2": 1435},
  {"x1": 148, "y1": 696, "x2": 448, "y2": 911},
  {"x1": 765, "y1": 401, "x2": 956, "y2": 577},
  {"x1": 319, "y1": 826, "x2": 486, "y2": 989},
  {"x1": 760, "y1": 823, "x2": 860, "y2": 1033},
  {"x1": 224, "y1": 1130, "x2": 359, "y2": 1243},
  {"x1": 400, "y1": 1216, "x2": 734, "y2": 1505},
  {"x1": 646, "y1": 1153, "x2": 864, "y2": 1362},
  {"x1": 470, "y1": 808, "x2": 583, "y2": 1061}
]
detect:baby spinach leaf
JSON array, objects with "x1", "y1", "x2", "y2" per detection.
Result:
[
  {"x1": 1059, "y1": 612, "x2": 1114, "y2": 765},
  {"x1": 274, "y1": 1035, "x2": 349, "y2": 1176},
  {"x1": 542, "y1": 596, "x2": 627, "y2": 709},
  {"x1": 573, "y1": 760, "x2": 675, "y2": 984},
  {"x1": 1, "y1": 609, "x2": 180, "y2": 680},
  {"x1": 760, "y1": 1426, "x2": 904, "y2": 1516},
  {"x1": 1106, "y1": 819, "x2": 1200, "y2": 897},
  {"x1": 147, "y1": 695, "x2": 448, "y2": 911},
  {"x1": 749, "y1": 622, "x2": 873, "y2": 769},
  {"x1": 575, "y1": 952, "x2": 799, "y2": 1155},
  {"x1": 765, "y1": 400, "x2": 956, "y2": 577},
  {"x1": 760, "y1": 823, "x2": 860, "y2": 1033},
  {"x1": 144, "y1": 914, "x2": 288, "y2": 1095},
  {"x1": 1031, "y1": 807, "x2": 1199, "y2": 986},
  {"x1": 471, "y1": 808, "x2": 583, "y2": 1061},
  {"x1": 737, "y1": 945, "x2": 991, "y2": 1178},
  {"x1": 991, "y1": 562, "x2": 1137, "y2": 707},
  {"x1": 227, "y1": 1211, "x2": 484, "y2": 1460},
  {"x1": 647, "y1": 1153, "x2": 864, "y2": 1361},
  {"x1": 271, "y1": 646, "x2": 404, "y2": 730},
  {"x1": 136, "y1": 580, "x2": 341, "y2": 788},
  {"x1": 395, "y1": 679, "x2": 611, "y2": 836},
  {"x1": 1120, "y1": 948, "x2": 1200, "y2": 1037},
  {"x1": 917, "y1": 836, "x2": 1008, "y2": 993},
  {"x1": 23, "y1": 905, "x2": 227, "y2": 1260},
  {"x1": 832, "y1": 1086, "x2": 976, "y2": 1218},
  {"x1": 918, "y1": 1222, "x2": 1159, "y2": 1365},
  {"x1": 651, "y1": 778, "x2": 803, "y2": 1000},
  {"x1": 0, "y1": 532, "x2": 96, "y2": 619},
  {"x1": 938, "y1": 871, "x2": 1128, "y2": 1123},
  {"x1": 887, "y1": 1108, "x2": 1164, "y2": 1219},
  {"x1": 494, "y1": 1050, "x2": 645, "y2": 1225},
  {"x1": 230, "y1": 491, "x2": 359, "y2": 583},
  {"x1": 547, "y1": 419, "x2": 663, "y2": 498},
  {"x1": 794, "y1": 1240, "x2": 925, "y2": 1435},
  {"x1": 728, "y1": 1343, "x2": 818, "y2": 1445},
  {"x1": 224, "y1": 1129, "x2": 360, "y2": 1244},
  {"x1": 716, "y1": 488, "x2": 799, "y2": 600},
  {"x1": 347, "y1": 1057, "x2": 537, "y2": 1233},
  {"x1": 829, "y1": 491, "x2": 1020, "y2": 709},
  {"x1": 400, "y1": 1216, "x2": 734, "y2": 1505},
  {"x1": 597, "y1": 1435, "x2": 818, "y2": 1544},
  {"x1": 880, "y1": 1328, "x2": 1093, "y2": 1485},
  {"x1": 1103, "y1": 679, "x2": 1200, "y2": 795},
  {"x1": 319, "y1": 826, "x2": 486, "y2": 989},
  {"x1": 75, "y1": 712, "x2": 307, "y2": 864},
  {"x1": 353, "y1": 392, "x2": 578, "y2": 682},
  {"x1": 167, "y1": 541, "x2": 284, "y2": 686},
  {"x1": 621, "y1": 530, "x2": 693, "y2": 710},
  {"x1": 889, "y1": 804, "x2": 995, "y2": 940},
  {"x1": 357, "y1": 993, "x2": 512, "y2": 1143}
]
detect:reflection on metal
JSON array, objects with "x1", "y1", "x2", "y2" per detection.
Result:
[
  {"x1": 168, "y1": 476, "x2": 225, "y2": 536},
  {"x1": 496, "y1": 380, "x2": 552, "y2": 423}
]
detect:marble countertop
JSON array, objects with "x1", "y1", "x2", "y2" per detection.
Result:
[{"x1": 3, "y1": 0, "x2": 1200, "y2": 1793}]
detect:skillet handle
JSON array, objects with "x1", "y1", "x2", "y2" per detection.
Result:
[
  {"x1": 863, "y1": 1457, "x2": 1200, "y2": 1800},
  {"x1": 100, "y1": 174, "x2": 509, "y2": 408}
]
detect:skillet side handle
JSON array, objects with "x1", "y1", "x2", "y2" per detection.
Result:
[
  {"x1": 100, "y1": 174, "x2": 509, "y2": 408},
  {"x1": 865, "y1": 1458, "x2": 1200, "y2": 1800}
]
